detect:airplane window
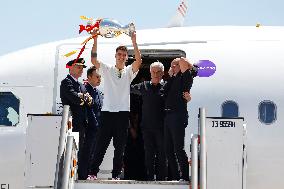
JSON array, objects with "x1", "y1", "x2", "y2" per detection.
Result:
[
  {"x1": 0, "y1": 92, "x2": 20, "y2": 126},
  {"x1": 258, "y1": 100, "x2": 277, "y2": 125},
  {"x1": 222, "y1": 100, "x2": 239, "y2": 118}
]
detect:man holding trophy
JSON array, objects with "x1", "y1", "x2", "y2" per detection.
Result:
[{"x1": 87, "y1": 20, "x2": 142, "y2": 180}]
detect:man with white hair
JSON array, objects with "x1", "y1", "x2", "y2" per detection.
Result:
[{"x1": 130, "y1": 61, "x2": 167, "y2": 181}]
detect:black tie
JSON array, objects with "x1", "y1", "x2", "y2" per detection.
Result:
[
  {"x1": 78, "y1": 82, "x2": 82, "y2": 93},
  {"x1": 94, "y1": 88, "x2": 101, "y2": 109}
]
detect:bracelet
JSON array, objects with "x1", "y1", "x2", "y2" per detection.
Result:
[{"x1": 91, "y1": 52, "x2": 97, "y2": 58}]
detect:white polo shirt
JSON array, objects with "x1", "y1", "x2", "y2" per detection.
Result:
[{"x1": 99, "y1": 62, "x2": 138, "y2": 112}]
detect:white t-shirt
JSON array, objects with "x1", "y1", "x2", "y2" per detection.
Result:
[{"x1": 99, "y1": 62, "x2": 138, "y2": 112}]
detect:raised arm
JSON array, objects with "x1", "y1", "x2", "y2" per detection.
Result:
[
  {"x1": 131, "y1": 32, "x2": 142, "y2": 73},
  {"x1": 91, "y1": 35, "x2": 100, "y2": 69},
  {"x1": 179, "y1": 57, "x2": 193, "y2": 73}
]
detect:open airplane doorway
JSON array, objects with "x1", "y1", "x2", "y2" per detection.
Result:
[
  {"x1": 128, "y1": 49, "x2": 186, "y2": 84},
  {"x1": 123, "y1": 49, "x2": 186, "y2": 180}
]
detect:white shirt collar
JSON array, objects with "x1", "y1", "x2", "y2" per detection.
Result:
[
  {"x1": 150, "y1": 81, "x2": 162, "y2": 86},
  {"x1": 150, "y1": 80, "x2": 163, "y2": 85},
  {"x1": 69, "y1": 74, "x2": 78, "y2": 82},
  {"x1": 88, "y1": 82, "x2": 97, "y2": 90}
]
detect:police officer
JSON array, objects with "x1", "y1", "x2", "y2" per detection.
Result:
[
  {"x1": 60, "y1": 58, "x2": 92, "y2": 180},
  {"x1": 163, "y1": 57, "x2": 194, "y2": 181}
]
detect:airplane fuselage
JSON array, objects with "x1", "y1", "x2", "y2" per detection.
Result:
[{"x1": 0, "y1": 26, "x2": 284, "y2": 189}]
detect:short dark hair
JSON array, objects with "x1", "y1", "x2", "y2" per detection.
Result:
[
  {"x1": 87, "y1": 66, "x2": 97, "y2": 77},
  {"x1": 116, "y1": 45, "x2": 128, "y2": 52}
]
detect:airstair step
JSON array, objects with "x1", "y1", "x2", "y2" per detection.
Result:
[{"x1": 74, "y1": 180, "x2": 190, "y2": 189}]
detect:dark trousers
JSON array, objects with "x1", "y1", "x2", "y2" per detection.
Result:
[
  {"x1": 164, "y1": 112, "x2": 189, "y2": 181},
  {"x1": 76, "y1": 126, "x2": 88, "y2": 180},
  {"x1": 142, "y1": 129, "x2": 167, "y2": 181},
  {"x1": 124, "y1": 128, "x2": 147, "y2": 180},
  {"x1": 89, "y1": 111, "x2": 129, "y2": 178},
  {"x1": 79, "y1": 125, "x2": 98, "y2": 179}
]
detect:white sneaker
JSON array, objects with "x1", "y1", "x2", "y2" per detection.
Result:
[
  {"x1": 87, "y1": 175, "x2": 97, "y2": 180},
  {"x1": 112, "y1": 177, "x2": 120, "y2": 180}
]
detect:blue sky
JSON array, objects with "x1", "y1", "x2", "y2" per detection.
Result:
[{"x1": 0, "y1": 0, "x2": 283, "y2": 56}]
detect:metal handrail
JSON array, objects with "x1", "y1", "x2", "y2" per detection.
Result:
[
  {"x1": 61, "y1": 136, "x2": 75, "y2": 189},
  {"x1": 191, "y1": 134, "x2": 199, "y2": 189},
  {"x1": 199, "y1": 107, "x2": 207, "y2": 189},
  {"x1": 54, "y1": 105, "x2": 70, "y2": 189}
]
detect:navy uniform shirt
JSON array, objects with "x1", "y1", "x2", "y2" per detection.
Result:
[{"x1": 131, "y1": 81, "x2": 165, "y2": 130}]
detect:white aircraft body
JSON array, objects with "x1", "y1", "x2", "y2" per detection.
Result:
[{"x1": 0, "y1": 25, "x2": 284, "y2": 189}]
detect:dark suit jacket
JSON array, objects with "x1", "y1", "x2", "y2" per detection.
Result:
[
  {"x1": 60, "y1": 74, "x2": 88, "y2": 132},
  {"x1": 164, "y1": 69, "x2": 194, "y2": 113},
  {"x1": 85, "y1": 83, "x2": 103, "y2": 130}
]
